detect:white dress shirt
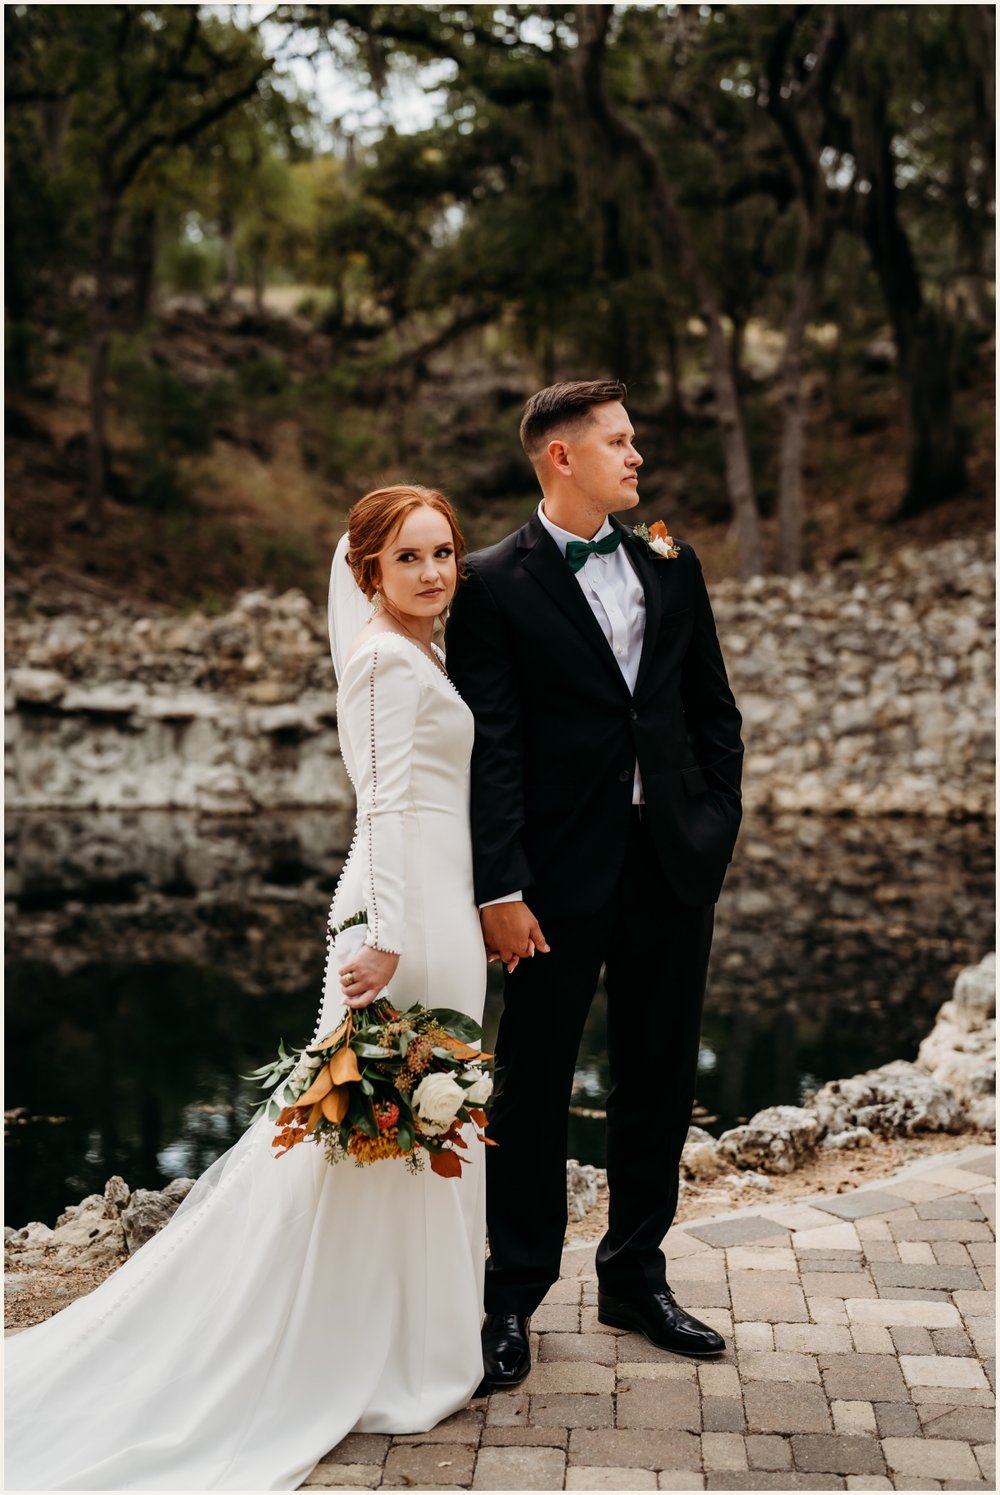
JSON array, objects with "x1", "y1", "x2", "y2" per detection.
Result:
[{"x1": 483, "y1": 504, "x2": 647, "y2": 907}]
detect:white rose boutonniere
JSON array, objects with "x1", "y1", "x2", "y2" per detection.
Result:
[
  {"x1": 633, "y1": 520, "x2": 681, "y2": 559},
  {"x1": 461, "y1": 1067, "x2": 494, "y2": 1106},
  {"x1": 412, "y1": 1071, "x2": 466, "y2": 1127}
]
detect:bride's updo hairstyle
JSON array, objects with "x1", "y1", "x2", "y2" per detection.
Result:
[{"x1": 346, "y1": 485, "x2": 466, "y2": 601}]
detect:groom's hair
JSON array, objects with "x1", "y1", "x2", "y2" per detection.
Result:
[{"x1": 520, "y1": 379, "x2": 627, "y2": 464}]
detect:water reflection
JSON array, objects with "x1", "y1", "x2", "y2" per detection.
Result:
[{"x1": 5, "y1": 811, "x2": 993, "y2": 1225}]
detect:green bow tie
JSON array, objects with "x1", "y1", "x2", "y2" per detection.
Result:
[{"x1": 565, "y1": 529, "x2": 623, "y2": 573}]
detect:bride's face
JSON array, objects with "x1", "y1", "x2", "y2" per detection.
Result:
[{"x1": 377, "y1": 506, "x2": 458, "y2": 621}]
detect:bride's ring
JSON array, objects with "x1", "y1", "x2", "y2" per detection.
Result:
[{"x1": 343, "y1": 970, "x2": 356, "y2": 984}]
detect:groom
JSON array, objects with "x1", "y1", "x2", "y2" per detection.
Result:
[{"x1": 445, "y1": 380, "x2": 743, "y2": 1386}]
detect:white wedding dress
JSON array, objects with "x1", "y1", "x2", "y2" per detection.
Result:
[{"x1": 5, "y1": 631, "x2": 488, "y2": 1491}]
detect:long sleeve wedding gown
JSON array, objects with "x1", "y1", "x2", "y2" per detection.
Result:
[{"x1": 6, "y1": 633, "x2": 488, "y2": 1491}]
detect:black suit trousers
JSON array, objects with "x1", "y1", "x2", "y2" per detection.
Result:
[{"x1": 483, "y1": 810, "x2": 715, "y2": 1315}]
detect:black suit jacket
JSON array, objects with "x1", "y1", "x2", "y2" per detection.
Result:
[{"x1": 445, "y1": 512, "x2": 744, "y2": 915}]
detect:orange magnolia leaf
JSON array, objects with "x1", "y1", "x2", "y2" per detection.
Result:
[
  {"x1": 451, "y1": 1131, "x2": 468, "y2": 1149},
  {"x1": 429, "y1": 1148, "x2": 463, "y2": 1178},
  {"x1": 296, "y1": 1067, "x2": 334, "y2": 1107},
  {"x1": 329, "y1": 1046, "x2": 362, "y2": 1085},
  {"x1": 311, "y1": 1018, "x2": 349, "y2": 1052},
  {"x1": 468, "y1": 1108, "x2": 488, "y2": 1128},
  {"x1": 649, "y1": 519, "x2": 668, "y2": 540},
  {"x1": 306, "y1": 1101, "x2": 325, "y2": 1135},
  {"x1": 321, "y1": 1085, "x2": 349, "y2": 1124}
]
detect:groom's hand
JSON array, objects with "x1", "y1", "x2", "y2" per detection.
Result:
[{"x1": 481, "y1": 902, "x2": 550, "y2": 968}]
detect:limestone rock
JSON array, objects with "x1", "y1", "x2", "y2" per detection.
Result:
[
  {"x1": 821, "y1": 1126, "x2": 875, "y2": 1150},
  {"x1": 120, "y1": 1186, "x2": 187, "y2": 1253},
  {"x1": 681, "y1": 1125, "x2": 727, "y2": 1180},
  {"x1": 566, "y1": 1159, "x2": 605, "y2": 1221},
  {"x1": 951, "y1": 952, "x2": 996, "y2": 1029},
  {"x1": 916, "y1": 953, "x2": 995, "y2": 1132},
  {"x1": 718, "y1": 1105, "x2": 820, "y2": 1174},
  {"x1": 807, "y1": 1059, "x2": 966, "y2": 1138},
  {"x1": 104, "y1": 1175, "x2": 131, "y2": 1211},
  {"x1": 50, "y1": 1212, "x2": 127, "y2": 1267},
  {"x1": 162, "y1": 1177, "x2": 195, "y2": 1204}
]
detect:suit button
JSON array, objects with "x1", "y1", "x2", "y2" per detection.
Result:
[
  {"x1": 618, "y1": 770, "x2": 630, "y2": 783},
  {"x1": 629, "y1": 709, "x2": 638, "y2": 721}
]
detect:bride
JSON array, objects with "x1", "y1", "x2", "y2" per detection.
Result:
[{"x1": 6, "y1": 485, "x2": 491, "y2": 1491}]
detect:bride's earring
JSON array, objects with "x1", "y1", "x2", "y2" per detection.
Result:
[{"x1": 370, "y1": 591, "x2": 381, "y2": 616}]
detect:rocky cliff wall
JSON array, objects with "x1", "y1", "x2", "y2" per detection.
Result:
[{"x1": 5, "y1": 537, "x2": 993, "y2": 816}]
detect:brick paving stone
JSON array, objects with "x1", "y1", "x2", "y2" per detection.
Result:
[
  {"x1": 302, "y1": 1464, "x2": 383, "y2": 1488},
  {"x1": 580, "y1": 1307, "x2": 625, "y2": 1335},
  {"x1": 908, "y1": 1384, "x2": 995, "y2": 1407},
  {"x1": 656, "y1": 1473, "x2": 705, "y2": 1490},
  {"x1": 702, "y1": 1432, "x2": 748, "y2": 1471},
  {"x1": 471, "y1": 1445, "x2": 565, "y2": 1490},
  {"x1": 521, "y1": 1362, "x2": 614, "y2": 1394},
  {"x1": 698, "y1": 1363, "x2": 741, "y2": 1398},
  {"x1": 856, "y1": 1218, "x2": 898, "y2": 1239},
  {"x1": 528, "y1": 1392, "x2": 614, "y2": 1428},
  {"x1": 317, "y1": 1435, "x2": 392, "y2": 1466},
  {"x1": 960, "y1": 1156, "x2": 997, "y2": 1178},
  {"x1": 930, "y1": 1327, "x2": 974, "y2": 1356},
  {"x1": 565, "y1": 1467, "x2": 656, "y2": 1490},
  {"x1": 743, "y1": 1382, "x2": 832, "y2": 1433},
  {"x1": 791, "y1": 1433, "x2": 886, "y2": 1475},
  {"x1": 843, "y1": 1479, "x2": 893, "y2": 1491},
  {"x1": 485, "y1": 1395, "x2": 528, "y2": 1428},
  {"x1": 538, "y1": 1331, "x2": 616, "y2": 1364},
  {"x1": 951, "y1": 1289, "x2": 995, "y2": 1317},
  {"x1": 845, "y1": 1298, "x2": 960, "y2": 1328},
  {"x1": 730, "y1": 1277, "x2": 809, "y2": 1323},
  {"x1": 480, "y1": 1429, "x2": 569, "y2": 1447},
  {"x1": 873, "y1": 1402, "x2": 920, "y2": 1437},
  {"x1": 882, "y1": 1179, "x2": 953, "y2": 1203},
  {"x1": 974, "y1": 1443, "x2": 996, "y2": 1483},
  {"x1": 934, "y1": 1240, "x2": 977, "y2": 1266},
  {"x1": 383, "y1": 1444, "x2": 477, "y2": 1488},
  {"x1": 915, "y1": 1196, "x2": 985, "y2": 1221},
  {"x1": 965, "y1": 1318, "x2": 995, "y2": 1357},
  {"x1": 881, "y1": 1437, "x2": 982, "y2": 1482},
  {"x1": 800, "y1": 1273, "x2": 878, "y2": 1299},
  {"x1": 532, "y1": 1303, "x2": 580, "y2": 1332},
  {"x1": 616, "y1": 1378, "x2": 701, "y2": 1431},
  {"x1": 738, "y1": 1350, "x2": 821, "y2": 1383},
  {"x1": 792, "y1": 1224, "x2": 864, "y2": 1252},
  {"x1": 807, "y1": 1297, "x2": 850, "y2": 1324},
  {"x1": 705, "y1": 1473, "x2": 846, "y2": 1489},
  {"x1": 900, "y1": 1354, "x2": 990, "y2": 1390},
  {"x1": 663, "y1": 1229, "x2": 714, "y2": 1258},
  {"x1": 685, "y1": 1216, "x2": 791, "y2": 1248},
  {"x1": 857, "y1": 1242, "x2": 900, "y2": 1263},
  {"x1": 569, "y1": 1428, "x2": 701, "y2": 1469},
  {"x1": 669, "y1": 1254, "x2": 728, "y2": 1282},
  {"x1": 850, "y1": 1327, "x2": 895, "y2": 1355},
  {"x1": 613, "y1": 1334, "x2": 705, "y2": 1364},
  {"x1": 695, "y1": 1306, "x2": 734, "y2": 1341},
  {"x1": 763, "y1": 1204, "x2": 848, "y2": 1231},
  {"x1": 701, "y1": 1398, "x2": 746, "y2": 1433},
  {"x1": 918, "y1": 1168, "x2": 995, "y2": 1195},
  {"x1": 818, "y1": 1354, "x2": 909, "y2": 1402},
  {"x1": 541, "y1": 1278, "x2": 583, "y2": 1305},
  {"x1": 831, "y1": 1401, "x2": 877, "y2": 1435},
  {"x1": 915, "y1": 1403, "x2": 996, "y2": 1441},
  {"x1": 870, "y1": 1263, "x2": 981, "y2": 1291},
  {"x1": 810, "y1": 1192, "x2": 913, "y2": 1221},
  {"x1": 891, "y1": 1220, "x2": 993, "y2": 1243},
  {"x1": 672, "y1": 1279, "x2": 734, "y2": 1309},
  {"x1": 726, "y1": 1246, "x2": 799, "y2": 1273},
  {"x1": 746, "y1": 1434, "x2": 793, "y2": 1470},
  {"x1": 795, "y1": 1257, "x2": 867, "y2": 1273},
  {"x1": 391, "y1": 1410, "x2": 484, "y2": 1446},
  {"x1": 890, "y1": 1325, "x2": 936, "y2": 1355},
  {"x1": 735, "y1": 1322, "x2": 774, "y2": 1351},
  {"x1": 774, "y1": 1324, "x2": 853, "y2": 1354},
  {"x1": 976, "y1": 1264, "x2": 995, "y2": 1291},
  {"x1": 616, "y1": 1360, "x2": 698, "y2": 1381},
  {"x1": 874, "y1": 1286, "x2": 952, "y2": 1301},
  {"x1": 898, "y1": 1242, "x2": 937, "y2": 1265}
]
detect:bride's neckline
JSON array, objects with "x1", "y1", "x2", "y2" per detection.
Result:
[{"x1": 346, "y1": 628, "x2": 451, "y2": 683}]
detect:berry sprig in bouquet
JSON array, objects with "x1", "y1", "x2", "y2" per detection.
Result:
[{"x1": 247, "y1": 915, "x2": 494, "y2": 1177}]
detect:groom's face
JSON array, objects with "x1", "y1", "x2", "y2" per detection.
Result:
[{"x1": 563, "y1": 401, "x2": 643, "y2": 513}]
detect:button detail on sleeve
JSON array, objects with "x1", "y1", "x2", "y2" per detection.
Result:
[{"x1": 618, "y1": 769, "x2": 631, "y2": 783}]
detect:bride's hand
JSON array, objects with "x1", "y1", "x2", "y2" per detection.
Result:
[{"x1": 340, "y1": 946, "x2": 400, "y2": 1009}]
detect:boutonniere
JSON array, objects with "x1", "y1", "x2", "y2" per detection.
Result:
[{"x1": 632, "y1": 520, "x2": 680, "y2": 559}]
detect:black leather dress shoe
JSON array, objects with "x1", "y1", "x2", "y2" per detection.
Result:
[
  {"x1": 481, "y1": 1312, "x2": 532, "y2": 1388},
  {"x1": 597, "y1": 1287, "x2": 726, "y2": 1356}
]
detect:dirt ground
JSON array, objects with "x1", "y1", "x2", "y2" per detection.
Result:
[{"x1": 6, "y1": 1127, "x2": 993, "y2": 1336}]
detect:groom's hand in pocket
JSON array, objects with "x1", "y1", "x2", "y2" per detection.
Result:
[{"x1": 481, "y1": 901, "x2": 550, "y2": 971}]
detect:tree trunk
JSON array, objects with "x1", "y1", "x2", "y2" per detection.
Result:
[
  {"x1": 897, "y1": 308, "x2": 965, "y2": 516},
  {"x1": 128, "y1": 206, "x2": 157, "y2": 330},
  {"x1": 86, "y1": 190, "x2": 118, "y2": 534},
  {"x1": 775, "y1": 258, "x2": 813, "y2": 575},
  {"x1": 575, "y1": 11, "x2": 763, "y2": 577}
]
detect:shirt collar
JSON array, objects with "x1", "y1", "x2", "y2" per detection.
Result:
[{"x1": 537, "y1": 503, "x2": 614, "y2": 557}]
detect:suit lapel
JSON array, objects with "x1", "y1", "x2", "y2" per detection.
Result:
[
  {"x1": 616, "y1": 519, "x2": 664, "y2": 695},
  {"x1": 518, "y1": 515, "x2": 628, "y2": 693}
]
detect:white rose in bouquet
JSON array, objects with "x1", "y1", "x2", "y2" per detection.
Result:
[
  {"x1": 412, "y1": 1072, "x2": 466, "y2": 1126},
  {"x1": 461, "y1": 1068, "x2": 493, "y2": 1106}
]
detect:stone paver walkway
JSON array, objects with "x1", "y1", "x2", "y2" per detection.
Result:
[{"x1": 303, "y1": 1143, "x2": 995, "y2": 1492}]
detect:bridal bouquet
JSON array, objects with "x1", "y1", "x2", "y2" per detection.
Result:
[{"x1": 247, "y1": 915, "x2": 494, "y2": 1178}]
